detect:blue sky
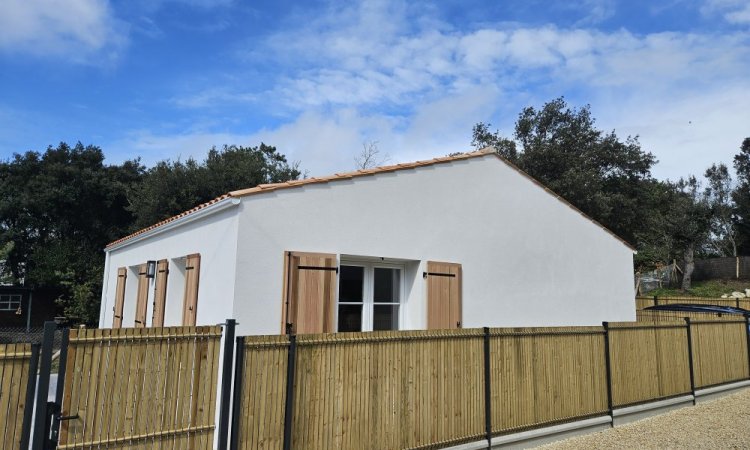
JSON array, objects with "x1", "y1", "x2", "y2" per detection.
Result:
[{"x1": 0, "y1": 0, "x2": 748, "y2": 179}]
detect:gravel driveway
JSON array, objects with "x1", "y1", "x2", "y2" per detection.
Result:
[{"x1": 536, "y1": 389, "x2": 750, "y2": 449}]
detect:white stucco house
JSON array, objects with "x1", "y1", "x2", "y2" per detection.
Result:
[{"x1": 98, "y1": 149, "x2": 636, "y2": 335}]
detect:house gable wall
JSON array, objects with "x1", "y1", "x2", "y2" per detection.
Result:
[
  {"x1": 233, "y1": 155, "x2": 635, "y2": 335},
  {"x1": 99, "y1": 206, "x2": 240, "y2": 328}
]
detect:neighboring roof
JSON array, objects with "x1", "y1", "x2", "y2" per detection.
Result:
[{"x1": 106, "y1": 148, "x2": 636, "y2": 251}]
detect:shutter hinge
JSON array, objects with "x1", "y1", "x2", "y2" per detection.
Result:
[
  {"x1": 423, "y1": 272, "x2": 456, "y2": 278},
  {"x1": 298, "y1": 265, "x2": 339, "y2": 274}
]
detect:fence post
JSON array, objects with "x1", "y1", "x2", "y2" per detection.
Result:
[
  {"x1": 229, "y1": 336, "x2": 246, "y2": 450},
  {"x1": 32, "y1": 321, "x2": 56, "y2": 450},
  {"x1": 684, "y1": 317, "x2": 696, "y2": 405},
  {"x1": 483, "y1": 327, "x2": 492, "y2": 448},
  {"x1": 283, "y1": 334, "x2": 297, "y2": 450},
  {"x1": 745, "y1": 316, "x2": 750, "y2": 379},
  {"x1": 48, "y1": 328, "x2": 70, "y2": 446},
  {"x1": 20, "y1": 343, "x2": 41, "y2": 450},
  {"x1": 217, "y1": 319, "x2": 237, "y2": 450},
  {"x1": 653, "y1": 295, "x2": 659, "y2": 306},
  {"x1": 602, "y1": 322, "x2": 614, "y2": 425}
]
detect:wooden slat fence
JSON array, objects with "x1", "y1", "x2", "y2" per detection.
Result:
[
  {"x1": 636, "y1": 296, "x2": 750, "y2": 310},
  {"x1": 235, "y1": 329, "x2": 485, "y2": 450},
  {"x1": 488, "y1": 327, "x2": 608, "y2": 434},
  {"x1": 234, "y1": 335, "x2": 289, "y2": 450},
  {"x1": 58, "y1": 326, "x2": 222, "y2": 450},
  {"x1": 0, "y1": 343, "x2": 33, "y2": 449},
  {"x1": 690, "y1": 319, "x2": 750, "y2": 388},
  {"x1": 636, "y1": 309, "x2": 742, "y2": 322},
  {"x1": 607, "y1": 322, "x2": 691, "y2": 407}
]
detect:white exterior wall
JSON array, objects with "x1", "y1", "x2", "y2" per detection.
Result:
[
  {"x1": 232, "y1": 155, "x2": 635, "y2": 336},
  {"x1": 99, "y1": 203, "x2": 240, "y2": 328}
]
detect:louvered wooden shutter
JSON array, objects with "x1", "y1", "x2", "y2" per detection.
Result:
[
  {"x1": 113, "y1": 267, "x2": 127, "y2": 329},
  {"x1": 281, "y1": 251, "x2": 337, "y2": 334},
  {"x1": 426, "y1": 261, "x2": 462, "y2": 329},
  {"x1": 182, "y1": 253, "x2": 201, "y2": 326},
  {"x1": 134, "y1": 264, "x2": 149, "y2": 328},
  {"x1": 152, "y1": 259, "x2": 169, "y2": 327}
]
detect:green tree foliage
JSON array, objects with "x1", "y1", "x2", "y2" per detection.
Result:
[
  {"x1": 128, "y1": 143, "x2": 301, "y2": 229},
  {"x1": 703, "y1": 163, "x2": 737, "y2": 256},
  {"x1": 0, "y1": 143, "x2": 144, "y2": 323},
  {"x1": 733, "y1": 138, "x2": 750, "y2": 254},
  {"x1": 0, "y1": 141, "x2": 300, "y2": 325},
  {"x1": 472, "y1": 97, "x2": 656, "y2": 251},
  {"x1": 664, "y1": 177, "x2": 713, "y2": 289}
]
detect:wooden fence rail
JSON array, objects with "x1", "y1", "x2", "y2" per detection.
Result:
[
  {"x1": 0, "y1": 343, "x2": 35, "y2": 449},
  {"x1": 58, "y1": 326, "x2": 222, "y2": 450}
]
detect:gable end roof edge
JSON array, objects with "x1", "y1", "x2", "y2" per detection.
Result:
[
  {"x1": 104, "y1": 147, "x2": 636, "y2": 252},
  {"x1": 487, "y1": 153, "x2": 636, "y2": 252}
]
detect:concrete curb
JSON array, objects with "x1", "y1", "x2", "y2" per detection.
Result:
[{"x1": 443, "y1": 383, "x2": 750, "y2": 449}]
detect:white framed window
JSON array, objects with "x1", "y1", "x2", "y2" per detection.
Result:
[
  {"x1": 0, "y1": 294, "x2": 22, "y2": 311},
  {"x1": 337, "y1": 262, "x2": 403, "y2": 332}
]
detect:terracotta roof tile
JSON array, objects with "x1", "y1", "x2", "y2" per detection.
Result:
[{"x1": 105, "y1": 147, "x2": 635, "y2": 251}]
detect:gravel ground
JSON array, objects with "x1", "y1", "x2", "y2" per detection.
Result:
[{"x1": 536, "y1": 389, "x2": 750, "y2": 449}]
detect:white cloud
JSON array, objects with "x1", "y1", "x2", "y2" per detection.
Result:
[
  {"x1": 141, "y1": 0, "x2": 750, "y2": 181},
  {"x1": 0, "y1": 0, "x2": 127, "y2": 63},
  {"x1": 702, "y1": 0, "x2": 750, "y2": 24}
]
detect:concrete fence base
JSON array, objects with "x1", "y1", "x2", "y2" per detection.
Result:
[{"x1": 445, "y1": 382, "x2": 750, "y2": 450}]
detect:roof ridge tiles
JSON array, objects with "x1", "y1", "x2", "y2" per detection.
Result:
[{"x1": 105, "y1": 149, "x2": 634, "y2": 251}]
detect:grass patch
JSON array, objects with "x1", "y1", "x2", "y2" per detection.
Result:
[{"x1": 648, "y1": 279, "x2": 750, "y2": 298}]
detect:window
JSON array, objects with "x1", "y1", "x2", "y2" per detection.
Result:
[
  {"x1": 0, "y1": 294, "x2": 22, "y2": 311},
  {"x1": 337, "y1": 263, "x2": 403, "y2": 332}
]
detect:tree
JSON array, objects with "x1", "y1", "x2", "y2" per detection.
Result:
[
  {"x1": 128, "y1": 143, "x2": 301, "y2": 229},
  {"x1": 664, "y1": 177, "x2": 712, "y2": 290},
  {"x1": 472, "y1": 98, "x2": 657, "y2": 250},
  {"x1": 703, "y1": 163, "x2": 737, "y2": 256},
  {"x1": 733, "y1": 138, "x2": 750, "y2": 254},
  {"x1": 470, "y1": 123, "x2": 517, "y2": 161},
  {"x1": 0, "y1": 143, "x2": 144, "y2": 324},
  {"x1": 354, "y1": 141, "x2": 390, "y2": 170}
]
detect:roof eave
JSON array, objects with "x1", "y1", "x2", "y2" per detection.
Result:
[{"x1": 105, "y1": 196, "x2": 241, "y2": 252}]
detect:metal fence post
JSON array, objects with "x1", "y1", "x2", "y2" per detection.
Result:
[
  {"x1": 283, "y1": 334, "x2": 297, "y2": 450},
  {"x1": 229, "y1": 336, "x2": 246, "y2": 450},
  {"x1": 483, "y1": 327, "x2": 492, "y2": 448},
  {"x1": 685, "y1": 317, "x2": 696, "y2": 405},
  {"x1": 32, "y1": 321, "x2": 56, "y2": 450},
  {"x1": 48, "y1": 328, "x2": 70, "y2": 445},
  {"x1": 20, "y1": 343, "x2": 41, "y2": 450},
  {"x1": 217, "y1": 319, "x2": 237, "y2": 450},
  {"x1": 602, "y1": 322, "x2": 614, "y2": 425}
]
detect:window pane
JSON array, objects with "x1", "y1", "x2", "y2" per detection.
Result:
[
  {"x1": 374, "y1": 268, "x2": 400, "y2": 303},
  {"x1": 339, "y1": 266, "x2": 364, "y2": 302},
  {"x1": 338, "y1": 304, "x2": 363, "y2": 332},
  {"x1": 373, "y1": 305, "x2": 399, "y2": 330}
]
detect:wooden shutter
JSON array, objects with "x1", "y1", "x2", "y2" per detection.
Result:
[
  {"x1": 182, "y1": 254, "x2": 201, "y2": 326},
  {"x1": 134, "y1": 264, "x2": 149, "y2": 328},
  {"x1": 425, "y1": 261, "x2": 462, "y2": 329},
  {"x1": 112, "y1": 267, "x2": 127, "y2": 329},
  {"x1": 280, "y1": 251, "x2": 337, "y2": 334},
  {"x1": 152, "y1": 259, "x2": 169, "y2": 327}
]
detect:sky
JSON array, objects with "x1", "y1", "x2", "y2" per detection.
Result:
[{"x1": 0, "y1": 0, "x2": 748, "y2": 180}]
